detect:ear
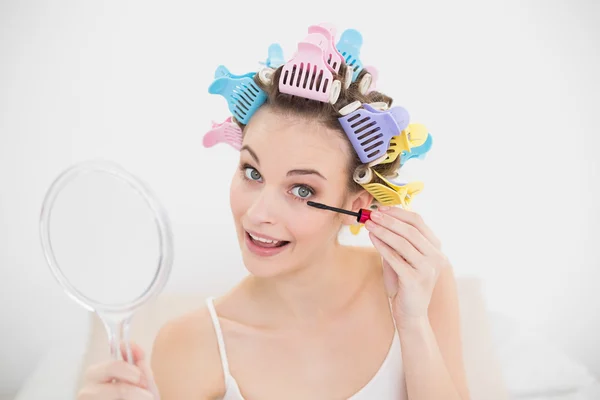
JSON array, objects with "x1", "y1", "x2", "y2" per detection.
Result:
[{"x1": 341, "y1": 190, "x2": 373, "y2": 227}]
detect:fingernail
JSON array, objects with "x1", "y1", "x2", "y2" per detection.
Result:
[
  {"x1": 365, "y1": 220, "x2": 374, "y2": 230},
  {"x1": 371, "y1": 211, "x2": 382, "y2": 220},
  {"x1": 378, "y1": 206, "x2": 390, "y2": 211}
]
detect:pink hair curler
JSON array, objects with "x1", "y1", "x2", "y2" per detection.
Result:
[
  {"x1": 279, "y1": 33, "x2": 342, "y2": 104},
  {"x1": 307, "y1": 23, "x2": 344, "y2": 74},
  {"x1": 202, "y1": 117, "x2": 243, "y2": 151}
]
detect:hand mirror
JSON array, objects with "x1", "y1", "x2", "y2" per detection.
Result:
[{"x1": 39, "y1": 159, "x2": 174, "y2": 363}]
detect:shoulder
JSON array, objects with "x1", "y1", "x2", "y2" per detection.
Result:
[{"x1": 151, "y1": 302, "x2": 226, "y2": 399}]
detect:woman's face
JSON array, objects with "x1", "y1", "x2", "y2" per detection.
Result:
[{"x1": 229, "y1": 106, "x2": 357, "y2": 278}]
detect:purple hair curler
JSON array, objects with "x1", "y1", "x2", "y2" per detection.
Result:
[{"x1": 339, "y1": 103, "x2": 410, "y2": 164}]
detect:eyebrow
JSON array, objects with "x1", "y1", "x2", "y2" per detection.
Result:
[
  {"x1": 241, "y1": 145, "x2": 327, "y2": 181},
  {"x1": 241, "y1": 145, "x2": 260, "y2": 164},
  {"x1": 287, "y1": 169, "x2": 327, "y2": 180}
]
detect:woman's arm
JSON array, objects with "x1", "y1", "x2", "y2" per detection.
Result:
[
  {"x1": 396, "y1": 266, "x2": 470, "y2": 400},
  {"x1": 364, "y1": 207, "x2": 471, "y2": 399}
]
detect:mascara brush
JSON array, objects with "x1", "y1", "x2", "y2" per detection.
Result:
[{"x1": 306, "y1": 201, "x2": 372, "y2": 223}]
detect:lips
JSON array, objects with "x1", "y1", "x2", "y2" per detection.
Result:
[
  {"x1": 246, "y1": 230, "x2": 289, "y2": 248},
  {"x1": 244, "y1": 230, "x2": 291, "y2": 257}
]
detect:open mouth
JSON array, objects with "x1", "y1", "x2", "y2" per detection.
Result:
[{"x1": 245, "y1": 231, "x2": 290, "y2": 248}]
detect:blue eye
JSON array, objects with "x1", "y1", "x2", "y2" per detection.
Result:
[
  {"x1": 291, "y1": 185, "x2": 314, "y2": 199},
  {"x1": 244, "y1": 167, "x2": 262, "y2": 181}
]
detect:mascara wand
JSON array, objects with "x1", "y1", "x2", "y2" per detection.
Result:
[{"x1": 306, "y1": 201, "x2": 372, "y2": 223}]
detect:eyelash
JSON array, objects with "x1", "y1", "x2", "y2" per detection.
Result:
[{"x1": 239, "y1": 163, "x2": 316, "y2": 201}]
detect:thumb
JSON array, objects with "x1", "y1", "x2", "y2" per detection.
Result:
[{"x1": 120, "y1": 342, "x2": 160, "y2": 397}]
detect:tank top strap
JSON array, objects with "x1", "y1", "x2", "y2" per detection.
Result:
[{"x1": 205, "y1": 297, "x2": 232, "y2": 381}]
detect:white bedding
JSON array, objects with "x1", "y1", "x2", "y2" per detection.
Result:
[
  {"x1": 15, "y1": 311, "x2": 600, "y2": 400},
  {"x1": 488, "y1": 312, "x2": 600, "y2": 399}
]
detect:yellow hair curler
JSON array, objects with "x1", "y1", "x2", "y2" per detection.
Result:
[
  {"x1": 349, "y1": 223, "x2": 363, "y2": 235},
  {"x1": 348, "y1": 170, "x2": 425, "y2": 235},
  {"x1": 379, "y1": 123, "x2": 429, "y2": 165},
  {"x1": 360, "y1": 168, "x2": 424, "y2": 208}
]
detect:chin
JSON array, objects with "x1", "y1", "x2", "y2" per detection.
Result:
[
  {"x1": 243, "y1": 259, "x2": 289, "y2": 278},
  {"x1": 244, "y1": 246, "x2": 296, "y2": 276},
  {"x1": 239, "y1": 249, "x2": 298, "y2": 278}
]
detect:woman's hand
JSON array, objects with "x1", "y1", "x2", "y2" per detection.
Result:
[
  {"x1": 364, "y1": 205, "x2": 450, "y2": 328},
  {"x1": 77, "y1": 342, "x2": 160, "y2": 400}
]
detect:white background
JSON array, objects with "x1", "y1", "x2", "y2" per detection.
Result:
[{"x1": 1, "y1": 0, "x2": 598, "y2": 396}]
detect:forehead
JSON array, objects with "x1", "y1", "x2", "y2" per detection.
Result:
[{"x1": 242, "y1": 107, "x2": 350, "y2": 173}]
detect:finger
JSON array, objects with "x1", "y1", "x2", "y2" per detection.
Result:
[
  {"x1": 369, "y1": 231, "x2": 413, "y2": 281},
  {"x1": 84, "y1": 361, "x2": 143, "y2": 386},
  {"x1": 106, "y1": 382, "x2": 154, "y2": 400},
  {"x1": 365, "y1": 219, "x2": 422, "y2": 267},
  {"x1": 379, "y1": 206, "x2": 442, "y2": 250},
  {"x1": 370, "y1": 210, "x2": 436, "y2": 256},
  {"x1": 78, "y1": 382, "x2": 154, "y2": 400},
  {"x1": 126, "y1": 342, "x2": 160, "y2": 394},
  {"x1": 120, "y1": 341, "x2": 145, "y2": 365},
  {"x1": 120, "y1": 342, "x2": 156, "y2": 391}
]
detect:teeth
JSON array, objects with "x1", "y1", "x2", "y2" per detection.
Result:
[{"x1": 249, "y1": 233, "x2": 280, "y2": 244}]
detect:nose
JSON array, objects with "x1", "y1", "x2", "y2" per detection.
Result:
[{"x1": 245, "y1": 185, "x2": 279, "y2": 226}]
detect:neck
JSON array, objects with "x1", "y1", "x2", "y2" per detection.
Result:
[{"x1": 248, "y1": 240, "x2": 364, "y2": 326}]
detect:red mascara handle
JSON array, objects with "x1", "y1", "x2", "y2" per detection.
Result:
[{"x1": 357, "y1": 209, "x2": 371, "y2": 223}]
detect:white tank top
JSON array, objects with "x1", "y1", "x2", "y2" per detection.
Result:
[{"x1": 205, "y1": 297, "x2": 408, "y2": 400}]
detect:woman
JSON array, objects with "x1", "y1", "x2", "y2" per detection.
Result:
[{"x1": 77, "y1": 27, "x2": 471, "y2": 400}]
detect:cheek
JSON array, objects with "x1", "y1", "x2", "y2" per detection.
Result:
[
  {"x1": 229, "y1": 175, "x2": 249, "y2": 218},
  {"x1": 284, "y1": 205, "x2": 338, "y2": 241}
]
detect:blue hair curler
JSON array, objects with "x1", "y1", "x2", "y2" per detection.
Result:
[
  {"x1": 208, "y1": 65, "x2": 267, "y2": 125},
  {"x1": 259, "y1": 43, "x2": 285, "y2": 69},
  {"x1": 400, "y1": 133, "x2": 433, "y2": 166},
  {"x1": 336, "y1": 29, "x2": 365, "y2": 82}
]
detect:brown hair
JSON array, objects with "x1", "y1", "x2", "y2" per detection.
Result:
[{"x1": 234, "y1": 63, "x2": 402, "y2": 198}]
